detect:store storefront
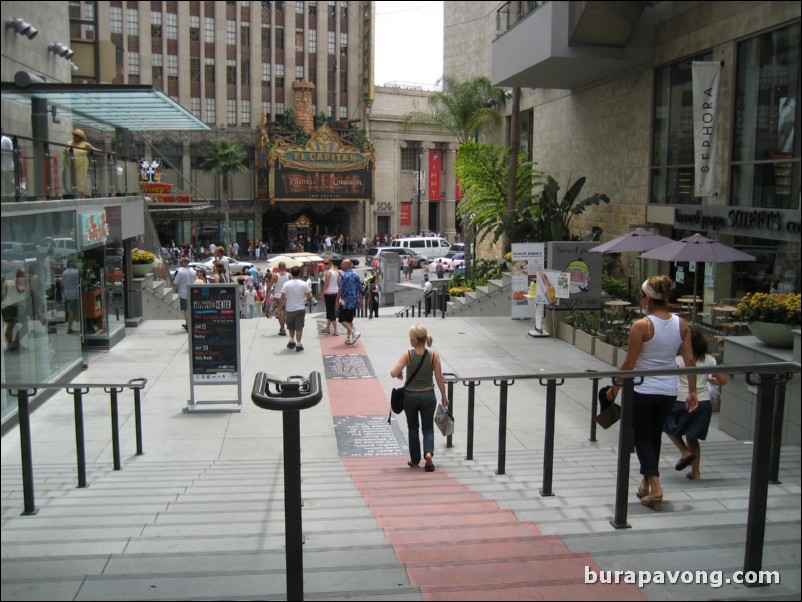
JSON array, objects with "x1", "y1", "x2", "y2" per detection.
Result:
[{"x1": 1, "y1": 196, "x2": 145, "y2": 425}]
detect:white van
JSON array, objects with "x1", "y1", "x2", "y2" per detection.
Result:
[{"x1": 390, "y1": 236, "x2": 451, "y2": 259}]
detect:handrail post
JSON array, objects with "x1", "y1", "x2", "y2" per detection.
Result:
[
  {"x1": 540, "y1": 378, "x2": 561, "y2": 497},
  {"x1": 587, "y1": 372, "x2": 600, "y2": 442},
  {"x1": 284, "y1": 410, "x2": 304, "y2": 601},
  {"x1": 13, "y1": 388, "x2": 38, "y2": 515},
  {"x1": 465, "y1": 381, "x2": 478, "y2": 460},
  {"x1": 106, "y1": 386, "x2": 124, "y2": 470},
  {"x1": 768, "y1": 374, "x2": 789, "y2": 484},
  {"x1": 131, "y1": 379, "x2": 146, "y2": 456},
  {"x1": 611, "y1": 378, "x2": 635, "y2": 529},
  {"x1": 67, "y1": 387, "x2": 90, "y2": 488},
  {"x1": 495, "y1": 379, "x2": 513, "y2": 475},
  {"x1": 445, "y1": 377, "x2": 455, "y2": 448},
  {"x1": 743, "y1": 371, "x2": 778, "y2": 579}
]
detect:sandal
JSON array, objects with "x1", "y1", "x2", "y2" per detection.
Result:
[
  {"x1": 675, "y1": 454, "x2": 696, "y2": 471},
  {"x1": 636, "y1": 484, "x2": 650, "y2": 499},
  {"x1": 407, "y1": 460, "x2": 419, "y2": 468}
]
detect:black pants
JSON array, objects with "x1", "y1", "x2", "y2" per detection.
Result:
[{"x1": 631, "y1": 391, "x2": 674, "y2": 478}]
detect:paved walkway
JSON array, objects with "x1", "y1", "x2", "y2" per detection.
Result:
[{"x1": 1, "y1": 313, "x2": 800, "y2": 600}]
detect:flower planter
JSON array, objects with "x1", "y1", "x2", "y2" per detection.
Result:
[
  {"x1": 557, "y1": 321, "x2": 576, "y2": 345},
  {"x1": 748, "y1": 321, "x2": 794, "y2": 349},
  {"x1": 132, "y1": 262, "x2": 154, "y2": 278},
  {"x1": 574, "y1": 329, "x2": 599, "y2": 355},
  {"x1": 594, "y1": 338, "x2": 621, "y2": 366}
]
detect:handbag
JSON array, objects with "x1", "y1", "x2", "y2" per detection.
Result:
[
  {"x1": 390, "y1": 349, "x2": 428, "y2": 414},
  {"x1": 434, "y1": 402, "x2": 454, "y2": 436},
  {"x1": 595, "y1": 385, "x2": 621, "y2": 429}
]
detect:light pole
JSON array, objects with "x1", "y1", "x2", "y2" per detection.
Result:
[{"x1": 416, "y1": 147, "x2": 424, "y2": 235}]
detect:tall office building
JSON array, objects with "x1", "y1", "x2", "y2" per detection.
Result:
[{"x1": 68, "y1": 0, "x2": 372, "y2": 249}]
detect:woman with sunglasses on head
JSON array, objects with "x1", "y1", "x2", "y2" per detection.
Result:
[{"x1": 608, "y1": 275, "x2": 698, "y2": 511}]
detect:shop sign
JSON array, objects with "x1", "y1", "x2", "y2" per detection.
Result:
[
  {"x1": 78, "y1": 209, "x2": 109, "y2": 247},
  {"x1": 674, "y1": 206, "x2": 801, "y2": 243}
]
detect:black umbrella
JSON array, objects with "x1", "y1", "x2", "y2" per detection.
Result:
[{"x1": 639, "y1": 234, "x2": 756, "y2": 322}]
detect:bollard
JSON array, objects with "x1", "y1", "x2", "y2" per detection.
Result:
[
  {"x1": 67, "y1": 387, "x2": 90, "y2": 488},
  {"x1": 251, "y1": 371, "x2": 322, "y2": 602},
  {"x1": 539, "y1": 378, "x2": 563, "y2": 497}
]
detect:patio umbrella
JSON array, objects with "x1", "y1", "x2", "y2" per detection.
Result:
[
  {"x1": 639, "y1": 234, "x2": 755, "y2": 322},
  {"x1": 589, "y1": 228, "x2": 676, "y2": 299},
  {"x1": 265, "y1": 255, "x2": 305, "y2": 269}
]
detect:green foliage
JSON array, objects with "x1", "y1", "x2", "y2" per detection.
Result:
[
  {"x1": 201, "y1": 140, "x2": 248, "y2": 249},
  {"x1": 602, "y1": 273, "x2": 629, "y2": 301},
  {"x1": 447, "y1": 259, "x2": 503, "y2": 290},
  {"x1": 403, "y1": 75, "x2": 506, "y2": 144},
  {"x1": 573, "y1": 311, "x2": 604, "y2": 337},
  {"x1": 604, "y1": 310, "x2": 635, "y2": 347},
  {"x1": 531, "y1": 176, "x2": 609, "y2": 242}
]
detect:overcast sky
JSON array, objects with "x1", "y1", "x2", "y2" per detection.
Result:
[{"x1": 374, "y1": 1, "x2": 444, "y2": 89}]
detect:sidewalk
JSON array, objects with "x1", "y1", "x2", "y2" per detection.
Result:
[{"x1": 2, "y1": 314, "x2": 800, "y2": 600}]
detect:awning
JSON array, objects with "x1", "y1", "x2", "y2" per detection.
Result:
[{"x1": 1, "y1": 82, "x2": 209, "y2": 132}]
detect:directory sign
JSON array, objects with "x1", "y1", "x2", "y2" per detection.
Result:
[{"x1": 189, "y1": 284, "x2": 240, "y2": 384}]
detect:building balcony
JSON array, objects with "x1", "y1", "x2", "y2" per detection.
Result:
[{"x1": 491, "y1": 1, "x2": 654, "y2": 90}]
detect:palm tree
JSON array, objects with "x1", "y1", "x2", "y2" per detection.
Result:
[
  {"x1": 202, "y1": 140, "x2": 248, "y2": 253},
  {"x1": 403, "y1": 75, "x2": 506, "y2": 144}
]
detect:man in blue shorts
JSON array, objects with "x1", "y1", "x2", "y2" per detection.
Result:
[{"x1": 336, "y1": 259, "x2": 362, "y2": 345}]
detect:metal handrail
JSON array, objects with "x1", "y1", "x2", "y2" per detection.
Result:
[
  {"x1": 443, "y1": 361, "x2": 800, "y2": 579},
  {"x1": 1, "y1": 378, "x2": 147, "y2": 515}
]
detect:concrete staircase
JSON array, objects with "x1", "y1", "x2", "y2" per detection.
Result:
[
  {"x1": 132, "y1": 273, "x2": 182, "y2": 321},
  {"x1": 2, "y1": 442, "x2": 799, "y2": 600},
  {"x1": 447, "y1": 271, "x2": 512, "y2": 317}
]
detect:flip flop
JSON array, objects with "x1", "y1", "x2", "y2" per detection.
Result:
[
  {"x1": 425, "y1": 464, "x2": 435, "y2": 472},
  {"x1": 407, "y1": 461, "x2": 419, "y2": 468},
  {"x1": 675, "y1": 454, "x2": 696, "y2": 471}
]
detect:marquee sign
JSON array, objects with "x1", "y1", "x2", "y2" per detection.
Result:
[{"x1": 265, "y1": 124, "x2": 375, "y2": 202}]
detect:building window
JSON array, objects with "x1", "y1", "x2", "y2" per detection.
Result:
[
  {"x1": 401, "y1": 148, "x2": 418, "y2": 171},
  {"x1": 732, "y1": 22, "x2": 800, "y2": 210},
  {"x1": 296, "y1": 65, "x2": 304, "y2": 80},
  {"x1": 296, "y1": 29, "x2": 304, "y2": 53},
  {"x1": 328, "y1": 1, "x2": 336, "y2": 18},
  {"x1": 190, "y1": 15, "x2": 200, "y2": 41},
  {"x1": 227, "y1": 60, "x2": 237, "y2": 84},
  {"x1": 206, "y1": 98, "x2": 216, "y2": 124},
  {"x1": 262, "y1": 101, "x2": 271, "y2": 118},
  {"x1": 152, "y1": 53, "x2": 163, "y2": 82},
  {"x1": 276, "y1": 63, "x2": 284, "y2": 88},
  {"x1": 205, "y1": 58, "x2": 215, "y2": 83},
  {"x1": 167, "y1": 54, "x2": 178, "y2": 80},
  {"x1": 296, "y1": 1, "x2": 304, "y2": 13},
  {"x1": 309, "y1": 1, "x2": 317, "y2": 16},
  {"x1": 276, "y1": 25, "x2": 284, "y2": 50},
  {"x1": 191, "y1": 58, "x2": 201, "y2": 82},
  {"x1": 227, "y1": 20, "x2": 236, "y2": 45},
  {"x1": 110, "y1": 7, "x2": 122, "y2": 34},
  {"x1": 340, "y1": 32, "x2": 347, "y2": 57},
  {"x1": 205, "y1": 17, "x2": 215, "y2": 43},
  {"x1": 126, "y1": 8, "x2": 138, "y2": 36},
  {"x1": 262, "y1": 62, "x2": 271, "y2": 82},
  {"x1": 241, "y1": 100, "x2": 251, "y2": 126},
  {"x1": 276, "y1": 102, "x2": 285, "y2": 117},
  {"x1": 340, "y1": 105, "x2": 347, "y2": 119},
  {"x1": 242, "y1": 60, "x2": 251, "y2": 85},
  {"x1": 151, "y1": 11, "x2": 162, "y2": 38},
  {"x1": 166, "y1": 13, "x2": 177, "y2": 40},
  {"x1": 128, "y1": 51, "x2": 140, "y2": 75},
  {"x1": 650, "y1": 53, "x2": 712, "y2": 205},
  {"x1": 308, "y1": 29, "x2": 317, "y2": 53},
  {"x1": 328, "y1": 31, "x2": 335, "y2": 55},
  {"x1": 191, "y1": 97, "x2": 201, "y2": 117},
  {"x1": 228, "y1": 100, "x2": 237, "y2": 126},
  {"x1": 262, "y1": 25, "x2": 271, "y2": 48},
  {"x1": 241, "y1": 23, "x2": 250, "y2": 45},
  {"x1": 276, "y1": 1, "x2": 284, "y2": 11}
]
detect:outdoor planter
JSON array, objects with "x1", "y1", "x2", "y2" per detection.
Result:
[
  {"x1": 557, "y1": 321, "x2": 576, "y2": 345},
  {"x1": 132, "y1": 262, "x2": 154, "y2": 278},
  {"x1": 747, "y1": 321, "x2": 794, "y2": 349},
  {"x1": 574, "y1": 329, "x2": 599, "y2": 355},
  {"x1": 594, "y1": 338, "x2": 621, "y2": 366}
]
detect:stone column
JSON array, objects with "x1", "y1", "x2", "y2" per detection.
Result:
[
  {"x1": 443, "y1": 144, "x2": 458, "y2": 241},
  {"x1": 291, "y1": 80, "x2": 316, "y2": 134}
]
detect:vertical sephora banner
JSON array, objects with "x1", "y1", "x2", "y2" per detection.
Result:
[
  {"x1": 692, "y1": 61, "x2": 721, "y2": 197},
  {"x1": 428, "y1": 150, "x2": 441, "y2": 200}
]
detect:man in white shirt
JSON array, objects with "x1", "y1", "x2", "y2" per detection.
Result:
[
  {"x1": 280, "y1": 266, "x2": 311, "y2": 352},
  {"x1": 172, "y1": 257, "x2": 195, "y2": 329}
]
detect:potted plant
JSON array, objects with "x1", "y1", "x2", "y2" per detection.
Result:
[
  {"x1": 595, "y1": 310, "x2": 633, "y2": 366},
  {"x1": 573, "y1": 310, "x2": 603, "y2": 355},
  {"x1": 736, "y1": 292, "x2": 801, "y2": 348},
  {"x1": 131, "y1": 248, "x2": 157, "y2": 277}
]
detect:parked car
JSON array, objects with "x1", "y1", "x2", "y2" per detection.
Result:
[
  {"x1": 320, "y1": 252, "x2": 360, "y2": 268},
  {"x1": 429, "y1": 252, "x2": 465, "y2": 273},
  {"x1": 38, "y1": 237, "x2": 77, "y2": 260},
  {"x1": 366, "y1": 246, "x2": 428, "y2": 269},
  {"x1": 189, "y1": 256, "x2": 255, "y2": 276}
]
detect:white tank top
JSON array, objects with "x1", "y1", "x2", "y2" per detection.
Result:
[
  {"x1": 273, "y1": 272, "x2": 290, "y2": 295},
  {"x1": 324, "y1": 268, "x2": 340, "y2": 294},
  {"x1": 635, "y1": 314, "x2": 682, "y2": 397}
]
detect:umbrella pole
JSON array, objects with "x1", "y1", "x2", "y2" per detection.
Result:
[{"x1": 692, "y1": 268, "x2": 698, "y2": 325}]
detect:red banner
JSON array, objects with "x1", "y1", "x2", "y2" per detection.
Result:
[
  {"x1": 428, "y1": 150, "x2": 441, "y2": 201},
  {"x1": 456, "y1": 180, "x2": 463, "y2": 201},
  {"x1": 400, "y1": 202, "x2": 411, "y2": 227}
]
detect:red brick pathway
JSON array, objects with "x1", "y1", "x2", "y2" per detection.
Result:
[{"x1": 319, "y1": 322, "x2": 645, "y2": 600}]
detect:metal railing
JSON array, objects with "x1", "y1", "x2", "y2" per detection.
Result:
[
  {"x1": 442, "y1": 361, "x2": 799, "y2": 578},
  {"x1": 1, "y1": 378, "x2": 147, "y2": 515},
  {"x1": 395, "y1": 288, "x2": 448, "y2": 319}
]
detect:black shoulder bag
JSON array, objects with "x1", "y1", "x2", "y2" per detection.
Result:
[{"x1": 389, "y1": 349, "x2": 428, "y2": 418}]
